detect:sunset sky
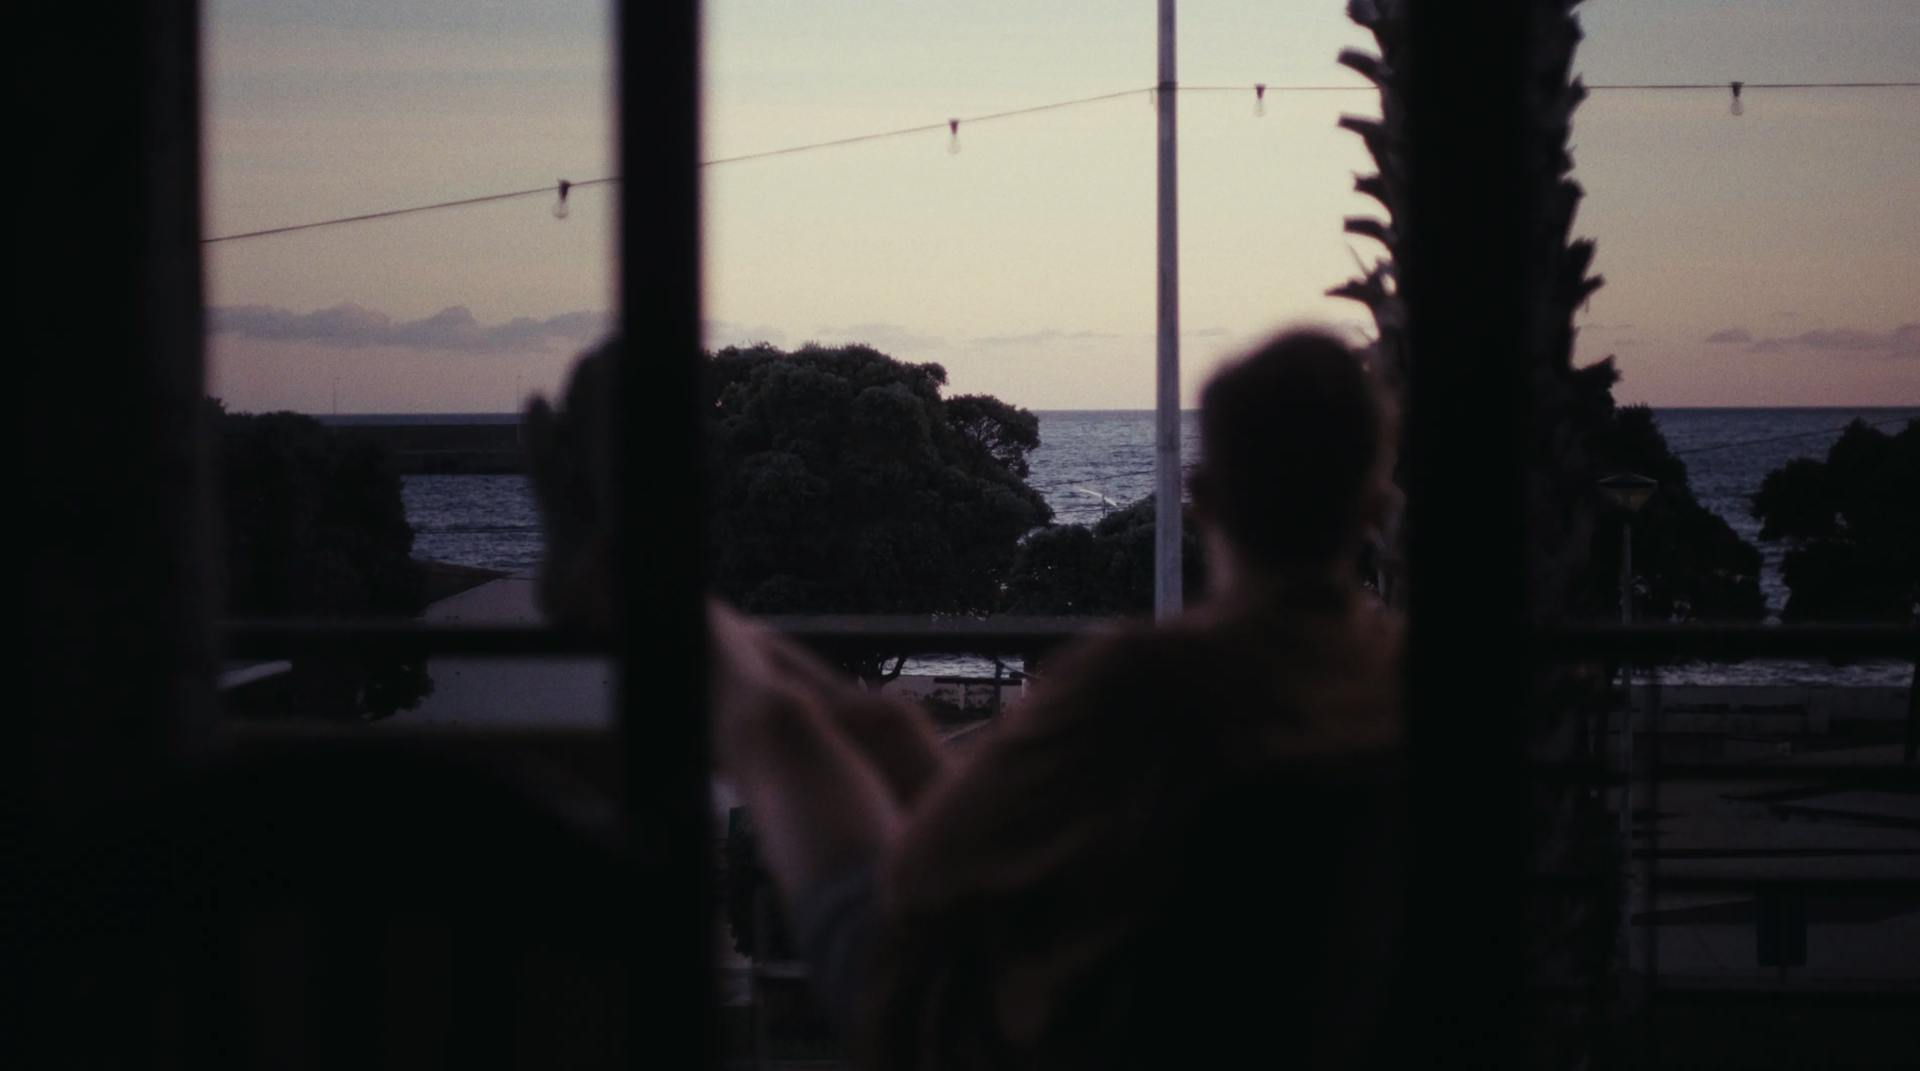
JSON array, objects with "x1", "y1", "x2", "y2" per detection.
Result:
[{"x1": 204, "y1": 0, "x2": 1918, "y2": 412}]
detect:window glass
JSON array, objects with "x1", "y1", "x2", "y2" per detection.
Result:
[{"x1": 203, "y1": 0, "x2": 615, "y2": 722}]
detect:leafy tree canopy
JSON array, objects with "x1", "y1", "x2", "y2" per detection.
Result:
[
  {"x1": 213, "y1": 400, "x2": 430, "y2": 718},
  {"x1": 704, "y1": 344, "x2": 1051, "y2": 676},
  {"x1": 1001, "y1": 496, "x2": 1206, "y2": 616},
  {"x1": 1751, "y1": 418, "x2": 1918, "y2": 622},
  {"x1": 1578, "y1": 404, "x2": 1766, "y2": 623}
]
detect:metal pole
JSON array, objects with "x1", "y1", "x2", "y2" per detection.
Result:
[
  {"x1": 1153, "y1": 0, "x2": 1183, "y2": 619},
  {"x1": 1620, "y1": 520, "x2": 1633, "y2": 840},
  {"x1": 1619, "y1": 522, "x2": 1632, "y2": 625},
  {"x1": 1906, "y1": 657, "x2": 1917, "y2": 764}
]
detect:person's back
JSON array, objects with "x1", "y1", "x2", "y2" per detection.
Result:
[
  {"x1": 870, "y1": 587, "x2": 1403, "y2": 1068},
  {"x1": 526, "y1": 327, "x2": 1407, "y2": 1069},
  {"x1": 857, "y1": 330, "x2": 1407, "y2": 1068}
]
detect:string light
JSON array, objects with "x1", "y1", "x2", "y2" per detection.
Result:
[{"x1": 201, "y1": 80, "x2": 1920, "y2": 245}]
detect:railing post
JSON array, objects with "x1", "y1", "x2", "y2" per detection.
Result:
[
  {"x1": 617, "y1": 0, "x2": 713, "y2": 1064},
  {"x1": 1397, "y1": 1, "x2": 1534, "y2": 1066}
]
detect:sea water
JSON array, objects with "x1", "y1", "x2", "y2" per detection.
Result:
[{"x1": 395, "y1": 407, "x2": 1917, "y2": 685}]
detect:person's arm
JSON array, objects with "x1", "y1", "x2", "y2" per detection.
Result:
[
  {"x1": 744, "y1": 616, "x2": 950, "y2": 805},
  {"x1": 708, "y1": 604, "x2": 949, "y2": 907},
  {"x1": 521, "y1": 348, "x2": 948, "y2": 907}
]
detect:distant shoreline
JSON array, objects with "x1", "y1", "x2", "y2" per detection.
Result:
[{"x1": 315, "y1": 405, "x2": 1920, "y2": 425}]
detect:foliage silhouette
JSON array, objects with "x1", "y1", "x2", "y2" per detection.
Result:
[
  {"x1": 1580, "y1": 405, "x2": 1766, "y2": 623},
  {"x1": 703, "y1": 344, "x2": 1051, "y2": 679},
  {"x1": 1752, "y1": 417, "x2": 1918, "y2": 623},
  {"x1": 1332, "y1": 4, "x2": 1649, "y2": 1065},
  {"x1": 1001, "y1": 496, "x2": 1205, "y2": 616},
  {"x1": 212, "y1": 400, "x2": 430, "y2": 719}
]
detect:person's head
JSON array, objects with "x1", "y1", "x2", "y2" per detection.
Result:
[{"x1": 1190, "y1": 329, "x2": 1396, "y2": 583}]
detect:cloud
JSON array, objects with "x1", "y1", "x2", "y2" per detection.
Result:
[
  {"x1": 969, "y1": 329, "x2": 1121, "y2": 347},
  {"x1": 807, "y1": 322, "x2": 946, "y2": 352},
  {"x1": 1742, "y1": 322, "x2": 1919, "y2": 357},
  {"x1": 1788, "y1": 327, "x2": 1911, "y2": 352},
  {"x1": 1705, "y1": 327, "x2": 1752, "y2": 344},
  {"x1": 704, "y1": 319, "x2": 788, "y2": 348},
  {"x1": 210, "y1": 303, "x2": 610, "y2": 353},
  {"x1": 964, "y1": 326, "x2": 1234, "y2": 348}
]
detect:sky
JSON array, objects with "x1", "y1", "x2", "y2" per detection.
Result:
[{"x1": 203, "y1": 0, "x2": 1919, "y2": 412}]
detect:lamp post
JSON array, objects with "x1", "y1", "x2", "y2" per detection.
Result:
[
  {"x1": 1599, "y1": 473, "x2": 1657, "y2": 624},
  {"x1": 1599, "y1": 472, "x2": 1656, "y2": 979},
  {"x1": 1598, "y1": 472, "x2": 1657, "y2": 943}
]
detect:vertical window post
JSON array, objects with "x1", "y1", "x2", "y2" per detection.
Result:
[
  {"x1": 23, "y1": 0, "x2": 213, "y2": 810},
  {"x1": 616, "y1": 0, "x2": 714, "y2": 1063},
  {"x1": 1398, "y1": 1, "x2": 1534, "y2": 1065}
]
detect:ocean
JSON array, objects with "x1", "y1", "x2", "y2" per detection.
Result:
[{"x1": 390, "y1": 407, "x2": 1917, "y2": 685}]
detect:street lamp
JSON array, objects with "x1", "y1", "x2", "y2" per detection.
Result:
[
  {"x1": 1598, "y1": 471, "x2": 1658, "y2": 624},
  {"x1": 1598, "y1": 472, "x2": 1657, "y2": 940},
  {"x1": 1598, "y1": 472, "x2": 1657, "y2": 976}
]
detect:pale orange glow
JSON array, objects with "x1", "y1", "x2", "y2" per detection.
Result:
[{"x1": 204, "y1": 1, "x2": 1918, "y2": 412}]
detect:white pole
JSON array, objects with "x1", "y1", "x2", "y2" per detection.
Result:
[{"x1": 1154, "y1": 0, "x2": 1183, "y2": 619}]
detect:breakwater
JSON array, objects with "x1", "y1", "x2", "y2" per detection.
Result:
[{"x1": 330, "y1": 418, "x2": 526, "y2": 474}]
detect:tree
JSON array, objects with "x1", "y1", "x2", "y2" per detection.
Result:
[
  {"x1": 1752, "y1": 418, "x2": 1919, "y2": 623},
  {"x1": 1334, "y1": 3, "x2": 1628, "y2": 1063},
  {"x1": 213, "y1": 401, "x2": 431, "y2": 719},
  {"x1": 704, "y1": 344, "x2": 1052, "y2": 679},
  {"x1": 1579, "y1": 405, "x2": 1766, "y2": 623},
  {"x1": 1002, "y1": 496, "x2": 1206, "y2": 616}
]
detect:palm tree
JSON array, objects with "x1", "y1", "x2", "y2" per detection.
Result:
[{"x1": 1333, "y1": 1, "x2": 1626, "y2": 1065}]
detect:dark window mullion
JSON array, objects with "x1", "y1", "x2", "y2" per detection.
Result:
[
  {"x1": 26, "y1": 1, "x2": 213, "y2": 807},
  {"x1": 1397, "y1": 3, "x2": 1536, "y2": 1064},
  {"x1": 615, "y1": 2, "x2": 713, "y2": 1067}
]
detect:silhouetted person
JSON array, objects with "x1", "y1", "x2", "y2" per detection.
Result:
[{"x1": 535, "y1": 328, "x2": 1407, "y2": 1068}]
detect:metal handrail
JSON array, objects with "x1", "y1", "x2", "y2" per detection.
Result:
[
  {"x1": 1544, "y1": 622, "x2": 1919, "y2": 660},
  {"x1": 218, "y1": 616, "x2": 1917, "y2": 660}
]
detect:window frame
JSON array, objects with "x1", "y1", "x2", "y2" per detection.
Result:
[{"x1": 163, "y1": 0, "x2": 1919, "y2": 1066}]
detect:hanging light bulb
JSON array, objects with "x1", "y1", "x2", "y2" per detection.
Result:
[
  {"x1": 1729, "y1": 81, "x2": 1744, "y2": 117},
  {"x1": 947, "y1": 118, "x2": 961, "y2": 155},
  {"x1": 552, "y1": 179, "x2": 572, "y2": 219},
  {"x1": 1253, "y1": 83, "x2": 1267, "y2": 117}
]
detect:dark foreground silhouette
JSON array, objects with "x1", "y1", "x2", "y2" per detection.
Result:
[{"x1": 705, "y1": 330, "x2": 1410, "y2": 1070}]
